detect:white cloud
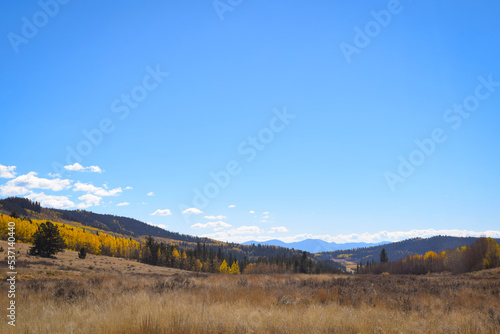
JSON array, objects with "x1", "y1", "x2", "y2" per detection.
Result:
[
  {"x1": 0, "y1": 184, "x2": 28, "y2": 196},
  {"x1": 146, "y1": 222, "x2": 168, "y2": 229},
  {"x1": 269, "y1": 226, "x2": 288, "y2": 233},
  {"x1": 228, "y1": 205, "x2": 236, "y2": 208},
  {"x1": 151, "y1": 209, "x2": 172, "y2": 216},
  {"x1": 0, "y1": 172, "x2": 71, "y2": 196},
  {"x1": 223, "y1": 229, "x2": 500, "y2": 245},
  {"x1": 64, "y1": 163, "x2": 102, "y2": 173},
  {"x1": 0, "y1": 165, "x2": 16, "y2": 178},
  {"x1": 26, "y1": 192, "x2": 75, "y2": 209},
  {"x1": 183, "y1": 208, "x2": 203, "y2": 214},
  {"x1": 261, "y1": 215, "x2": 269, "y2": 219},
  {"x1": 147, "y1": 192, "x2": 155, "y2": 196},
  {"x1": 77, "y1": 194, "x2": 102, "y2": 209},
  {"x1": 48, "y1": 173, "x2": 61, "y2": 178},
  {"x1": 117, "y1": 202, "x2": 130, "y2": 206},
  {"x1": 125, "y1": 186, "x2": 133, "y2": 190},
  {"x1": 191, "y1": 221, "x2": 232, "y2": 231},
  {"x1": 73, "y1": 182, "x2": 122, "y2": 196},
  {"x1": 260, "y1": 220, "x2": 268, "y2": 223},
  {"x1": 202, "y1": 226, "x2": 264, "y2": 241},
  {"x1": 204, "y1": 215, "x2": 226, "y2": 220},
  {"x1": 249, "y1": 210, "x2": 255, "y2": 214}
]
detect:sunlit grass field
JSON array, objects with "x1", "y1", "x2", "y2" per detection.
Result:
[{"x1": 2, "y1": 241, "x2": 500, "y2": 333}]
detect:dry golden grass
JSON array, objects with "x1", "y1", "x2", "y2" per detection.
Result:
[{"x1": 2, "y1": 240, "x2": 500, "y2": 333}]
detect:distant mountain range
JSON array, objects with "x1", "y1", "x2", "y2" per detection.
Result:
[{"x1": 242, "y1": 239, "x2": 389, "y2": 253}]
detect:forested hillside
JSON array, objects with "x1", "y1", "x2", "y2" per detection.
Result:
[
  {"x1": 318, "y1": 235, "x2": 500, "y2": 265},
  {"x1": 358, "y1": 237, "x2": 500, "y2": 275},
  {"x1": 0, "y1": 198, "x2": 345, "y2": 273},
  {"x1": 0, "y1": 197, "x2": 207, "y2": 242}
]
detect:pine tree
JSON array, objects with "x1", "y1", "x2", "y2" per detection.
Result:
[
  {"x1": 78, "y1": 247, "x2": 87, "y2": 259},
  {"x1": 380, "y1": 248, "x2": 388, "y2": 263},
  {"x1": 29, "y1": 222, "x2": 66, "y2": 257}
]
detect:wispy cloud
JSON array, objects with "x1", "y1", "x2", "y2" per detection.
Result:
[
  {"x1": 269, "y1": 226, "x2": 288, "y2": 233},
  {"x1": 183, "y1": 208, "x2": 203, "y2": 214},
  {"x1": 26, "y1": 192, "x2": 74, "y2": 209},
  {"x1": 150, "y1": 209, "x2": 172, "y2": 216},
  {"x1": 147, "y1": 192, "x2": 155, "y2": 196},
  {"x1": 64, "y1": 163, "x2": 102, "y2": 173},
  {"x1": 125, "y1": 186, "x2": 133, "y2": 190},
  {"x1": 117, "y1": 202, "x2": 130, "y2": 206},
  {"x1": 249, "y1": 210, "x2": 255, "y2": 214},
  {"x1": 146, "y1": 222, "x2": 168, "y2": 229},
  {"x1": 204, "y1": 215, "x2": 226, "y2": 220},
  {"x1": 0, "y1": 172, "x2": 71, "y2": 196},
  {"x1": 77, "y1": 194, "x2": 102, "y2": 209},
  {"x1": 210, "y1": 229, "x2": 500, "y2": 244},
  {"x1": 191, "y1": 221, "x2": 232, "y2": 231},
  {"x1": 73, "y1": 182, "x2": 122, "y2": 196},
  {"x1": 228, "y1": 204, "x2": 236, "y2": 208},
  {"x1": 202, "y1": 225, "x2": 264, "y2": 241},
  {"x1": 0, "y1": 164, "x2": 16, "y2": 178}
]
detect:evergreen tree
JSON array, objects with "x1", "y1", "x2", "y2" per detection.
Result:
[
  {"x1": 78, "y1": 247, "x2": 87, "y2": 259},
  {"x1": 29, "y1": 221, "x2": 66, "y2": 257},
  {"x1": 300, "y1": 251, "x2": 308, "y2": 273},
  {"x1": 380, "y1": 248, "x2": 388, "y2": 263}
]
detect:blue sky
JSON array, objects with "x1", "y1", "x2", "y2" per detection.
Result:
[{"x1": 1, "y1": 0, "x2": 500, "y2": 243}]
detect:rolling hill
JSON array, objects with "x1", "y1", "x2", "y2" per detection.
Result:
[
  {"x1": 0, "y1": 196, "x2": 208, "y2": 242},
  {"x1": 317, "y1": 235, "x2": 500, "y2": 265},
  {"x1": 0, "y1": 197, "x2": 346, "y2": 272}
]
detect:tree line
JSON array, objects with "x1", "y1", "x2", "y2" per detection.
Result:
[
  {"x1": 358, "y1": 237, "x2": 500, "y2": 275},
  {"x1": 140, "y1": 235, "x2": 343, "y2": 274},
  {"x1": 0, "y1": 213, "x2": 342, "y2": 274}
]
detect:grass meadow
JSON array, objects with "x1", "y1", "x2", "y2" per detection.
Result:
[{"x1": 2, "y1": 241, "x2": 500, "y2": 333}]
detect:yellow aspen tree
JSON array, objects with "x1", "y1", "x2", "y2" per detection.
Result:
[
  {"x1": 219, "y1": 260, "x2": 229, "y2": 274},
  {"x1": 172, "y1": 248, "x2": 180, "y2": 268},
  {"x1": 181, "y1": 250, "x2": 187, "y2": 269},
  {"x1": 229, "y1": 261, "x2": 240, "y2": 274},
  {"x1": 484, "y1": 237, "x2": 500, "y2": 269},
  {"x1": 195, "y1": 259, "x2": 203, "y2": 272}
]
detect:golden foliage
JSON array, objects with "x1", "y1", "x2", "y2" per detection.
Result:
[{"x1": 0, "y1": 213, "x2": 140, "y2": 259}]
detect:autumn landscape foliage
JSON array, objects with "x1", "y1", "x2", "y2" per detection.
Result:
[
  {"x1": 0, "y1": 210, "x2": 340, "y2": 275},
  {"x1": 1, "y1": 200, "x2": 500, "y2": 333},
  {"x1": 359, "y1": 237, "x2": 500, "y2": 275},
  {"x1": 1, "y1": 242, "x2": 499, "y2": 334}
]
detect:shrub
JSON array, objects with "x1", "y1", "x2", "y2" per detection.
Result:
[{"x1": 78, "y1": 247, "x2": 87, "y2": 259}]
